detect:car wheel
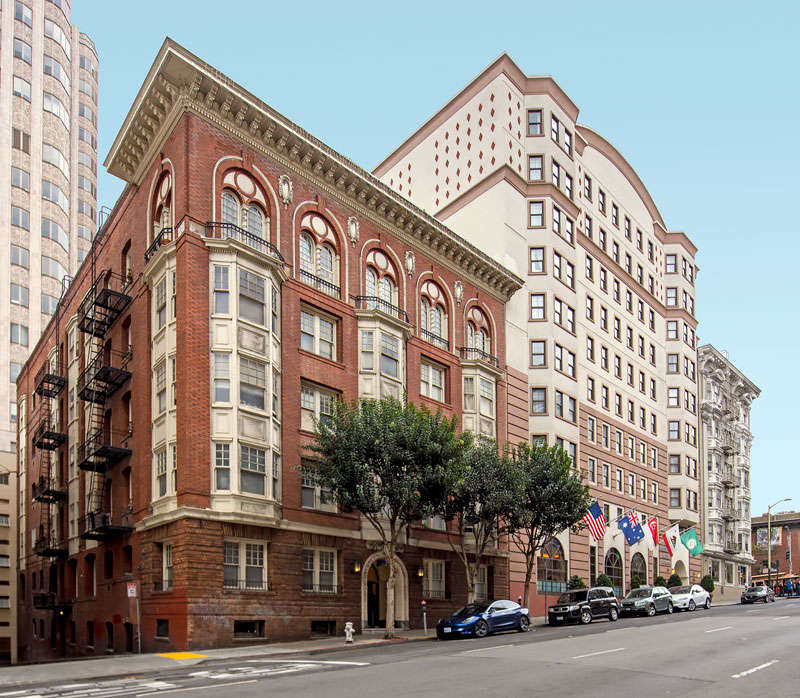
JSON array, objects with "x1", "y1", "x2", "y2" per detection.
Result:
[
  {"x1": 609, "y1": 607, "x2": 619, "y2": 622},
  {"x1": 647, "y1": 604, "x2": 656, "y2": 617},
  {"x1": 474, "y1": 620, "x2": 489, "y2": 638},
  {"x1": 666, "y1": 601, "x2": 674, "y2": 614},
  {"x1": 704, "y1": 598, "x2": 711, "y2": 610},
  {"x1": 518, "y1": 615, "x2": 530, "y2": 632},
  {"x1": 580, "y1": 609, "x2": 592, "y2": 625},
  {"x1": 688, "y1": 600, "x2": 696, "y2": 611}
]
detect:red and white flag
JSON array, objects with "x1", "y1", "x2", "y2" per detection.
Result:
[
  {"x1": 662, "y1": 523, "x2": 681, "y2": 558},
  {"x1": 647, "y1": 517, "x2": 659, "y2": 548}
]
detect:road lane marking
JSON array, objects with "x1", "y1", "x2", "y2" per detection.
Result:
[
  {"x1": 462, "y1": 644, "x2": 513, "y2": 654},
  {"x1": 244, "y1": 659, "x2": 370, "y2": 666},
  {"x1": 136, "y1": 680, "x2": 257, "y2": 696},
  {"x1": 572, "y1": 647, "x2": 625, "y2": 659},
  {"x1": 705, "y1": 626, "x2": 732, "y2": 633},
  {"x1": 774, "y1": 616, "x2": 789, "y2": 620},
  {"x1": 731, "y1": 659, "x2": 778, "y2": 679}
]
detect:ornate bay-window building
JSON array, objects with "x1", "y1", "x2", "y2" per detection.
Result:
[{"x1": 16, "y1": 40, "x2": 521, "y2": 660}]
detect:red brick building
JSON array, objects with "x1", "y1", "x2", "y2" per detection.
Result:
[{"x1": 16, "y1": 40, "x2": 522, "y2": 661}]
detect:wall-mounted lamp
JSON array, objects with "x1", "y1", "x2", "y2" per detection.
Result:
[
  {"x1": 417, "y1": 566, "x2": 424, "y2": 578},
  {"x1": 352, "y1": 561, "x2": 361, "y2": 574}
]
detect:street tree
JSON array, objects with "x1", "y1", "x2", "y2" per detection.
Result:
[
  {"x1": 305, "y1": 396, "x2": 469, "y2": 638},
  {"x1": 441, "y1": 438, "x2": 519, "y2": 603},
  {"x1": 507, "y1": 441, "x2": 594, "y2": 609}
]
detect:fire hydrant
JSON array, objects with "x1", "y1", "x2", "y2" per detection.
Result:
[{"x1": 344, "y1": 621, "x2": 354, "y2": 643}]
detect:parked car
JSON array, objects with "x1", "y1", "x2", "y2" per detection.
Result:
[
  {"x1": 547, "y1": 587, "x2": 619, "y2": 625},
  {"x1": 668, "y1": 584, "x2": 711, "y2": 611},
  {"x1": 620, "y1": 586, "x2": 673, "y2": 616},
  {"x1": 436, "y1": 600, "x2": 530, "y2": 639},
  {"x1": 741, "y1": 585, "x2": 776, "y2": 604}
]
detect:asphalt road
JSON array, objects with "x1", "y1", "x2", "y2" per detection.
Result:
[{"x1": 7, "y1": 600, "x2": 800, "y2": 698}]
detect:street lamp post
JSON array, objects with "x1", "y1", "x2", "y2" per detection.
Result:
[{"x1": 767, "y1": 498, "x2": 791, "y2": 589}]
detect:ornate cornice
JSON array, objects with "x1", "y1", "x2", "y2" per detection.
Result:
[{"x1": 105, "y1": 39, "x2": 523, "y2": 303}]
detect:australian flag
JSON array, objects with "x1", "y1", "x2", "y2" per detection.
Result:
[{"x1": 618, "y1": 510, "x2": 645, "y2": 546}]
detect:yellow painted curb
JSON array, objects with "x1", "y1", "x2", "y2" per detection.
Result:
[{"x1": 157, "y1": 652, "x2": 209, "y2": 660}]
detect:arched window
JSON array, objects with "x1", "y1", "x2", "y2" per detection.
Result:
[
  {"x1": 379, "y1": 276, "x2": 394, "y2": 305},
  {"x1": 466, "y1": 307, "x2": 492, "y2": 356},
  {"x1": 245, "y1": 206, "x2": 263, "y2": 237},
  {"x1": 365, "y1": 268, "x2": 377, "y2": 297},
  {"x1": 631, "y1": 552, "x2": 647, "y2": 586},
  {"x1": 604, "y1": 548, "x2": 623, "y2": 597},
  {"x1": 152, "y1": 170, "x2": 172, "y2": 239},
  {"x1": 298, "y1": 212, "x2": 340, "y2": 298},
  {"x1": 221, "y1": 191, "x2": 239, "y2": 225},
  {"x1": 419, "y1": 280, "x2": 448, "y2": 348},
  {"x1": 537, "y1": 538, "x2": 568, "y2": 593}
]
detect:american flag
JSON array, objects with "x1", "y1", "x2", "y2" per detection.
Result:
[{"x1": 583, "y1": 501, "x2": 606, "y2": 541}]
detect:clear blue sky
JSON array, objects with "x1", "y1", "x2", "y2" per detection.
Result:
[{"x1": 73, "y1": 1, "x2": 799, "y2": 519}]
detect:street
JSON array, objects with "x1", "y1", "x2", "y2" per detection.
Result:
[{"x1": 4, "y1": 600, "x2": 799, "y2": 698}]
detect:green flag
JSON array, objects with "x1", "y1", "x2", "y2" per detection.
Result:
[{"x1": 680, "y1": 529, "x2": 704, "y2": 557}]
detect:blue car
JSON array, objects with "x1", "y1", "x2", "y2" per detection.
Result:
[{"x1": 436, "y1": 599, "x2": 530, "y2": 639}]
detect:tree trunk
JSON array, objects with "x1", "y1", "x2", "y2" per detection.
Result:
[
  {"x1": 384, "y1": 542, "x2": 396, "y2": 639},
  {"x1": 522, "y1": 552, "x2": 534, "y2": 609},
  {"x1": 466, "y1": 560, "x2": 476, "y2": 603}
]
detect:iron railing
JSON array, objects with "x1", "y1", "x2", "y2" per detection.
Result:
[
  {"x1": 458, "y1": 346, "x2": 499, "y2": 368},
  {"x1": 302, "y1": 583, "x2": 341, "y2": 594},
  {"x1": 420, "y1": 328, "x2": 449, "y2": 351},
  {"x1": 355, "y1": 296, "x2": 409, "y2": 323},
  {"x1": 144, "y1": 227, "x2": 173, "y2": 263},
  {"x1": 300, "y1": 269, "x2": 340, "y2": 298},
  {"x1": 222, "y1": 578, "x2": 271, "y2": 591},
  {"x1": 205, "y1": 222, "x2": 284, "y2": 263}
]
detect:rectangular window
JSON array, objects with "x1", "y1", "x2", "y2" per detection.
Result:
[
  {"x1": 668, "y1": 421, "x2": 680, "y2": 440},
  {"x1": 240, "y1": 357, "x2": 266, "y2": 410},
  {"x1": 11, "y1": 166, "x2": 29, "y2": 191},
  {"x1": 155, "y1": 362, "x2": 167, "y2": 413},
  {"x1": 10, "y1": 283, "x2": 29, "y2": 308},
  {"x1": 380, "y1": 334, "x2": 399, "y2": 378},
  {"x1": 12, "y1": 127, "x2": 31, "y2": 153},
  {"x1": 529, "y1": 247, "x2": 544, "y2": 274},
  {"x1": 215, "y1": 443, "x2": 231, "y2": 490},
  {"x1": 240, "y1": 446, "x2": 267, "y2": 495},
  {"x1": 303, "y1": 548, "x2": 337, "y2": 593},
  {"x1": 530, "y1": 340, "x2": 545, "y2": 367},
  {"x1": 530, "y1": 294, "x2": 545, "y2": 320},
  {"x1": 223, "y1": 540, "x2": 265, "y2": 590},
  {"x1": 528, "y1": 155, "x2": 543, "y2": 180},
  {"x1": 529, "y1": 201, "x2": 544, "y2": 227},
  {"x1": 420, "y1": 360, "x2": 445, "y2": 402},
  {"x1": 670, "y1": 489, "x2": 681, "y2": 508},
  {"x1": 301, "y1": 465, "x2": 334, "y2": 511},
  {"x1": 531, "y1": 388, "x2": 546, "y2": 414},
  {"x1": 555, "y1": 391, "x2": 576, "y2": 423},
  {"x1": 300, "y1": 385, "x2": 336, "y2": 430},
  {"x1": 527, "y1": 109, "x2": 542, "y2": 136},
  {"x1": 15, "y1": 1, "x2": 32, "y2": 26},
  {"x1": 213, "y1": 266, "x2": 229, "y2": 313},
  {"x1": 665, "y1": 254, "x2": 677, "y2": 273},
  {"x1": 551, "y1": 114, "x2": 560, "y2": 142},
  {"x1": 155, "y1": 449, "x2": 167, "y2": 498},
  {"x1": 300, "y1": 308, "x2": 336, "y2": 360},
  {"x1": 239, "y1": 269, "x2": 266, "y2": 325},
  {"x1": 214, "y1": 353, "x2": 230, "y2": 403},
  {"x1": 13, "y1": 76, "x2": 31, "y2": 101},
  {"x1": 423, "y1": 559, "x2": 445, "y2": 599},
  {"x1": 598, "y1": 190, "x2": 606, "y2": 213},
  {"x1": 360, "y1": 331, "x2": 374, "y2": 371}
]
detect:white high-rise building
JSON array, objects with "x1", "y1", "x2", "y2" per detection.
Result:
[{"x1": 698, "y1": 345, "x2": 759, "y2": 600}]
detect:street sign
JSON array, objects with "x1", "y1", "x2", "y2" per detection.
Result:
[{"x1": 127, "y1": 582, "x2": 137, "y2": 598}]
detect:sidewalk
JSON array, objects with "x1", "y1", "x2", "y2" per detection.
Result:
[{"x1": 0, "y1": 628, "x2": 438, "y2": 686}]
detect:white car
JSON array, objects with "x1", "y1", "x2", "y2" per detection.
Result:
[{"x1": 668, "y1": 584, "x2": 711, "y2": 611}]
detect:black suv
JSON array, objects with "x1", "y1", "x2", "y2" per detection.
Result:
[{"x1": 548, "y1": 587, "x2": 620, "y2": 625}]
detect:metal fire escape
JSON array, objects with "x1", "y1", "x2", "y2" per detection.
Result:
[
  {"x1": 720, "y1": 376, "x2": 741, "y2": 555},
  {"x1": 32, "y1": 346, "x2": 68, "y2": 559},
  {"x1": 76, "y1": 263, "x2": 133, "y2": 541}
]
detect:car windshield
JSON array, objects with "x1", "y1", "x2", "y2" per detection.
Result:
[
  {"x1": 745, "y1": 587, "x2": 764, "y2": 593},
  {"x1": 625, "y1": 589, "x2": 651, "y2": 599},
  {"x1": 454, "y1": 602, "x2": 490, "y2": 616},
  {"x1": 556, "y1": 590, "x2": 587, "y2": 603},
  {"x1": 671, "y1": 586, "x2": 691, "y2": 594}
]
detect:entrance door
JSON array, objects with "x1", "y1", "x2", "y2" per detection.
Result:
[{"x1": 367, "y1": 580, "x2": 380, "y2": 628}]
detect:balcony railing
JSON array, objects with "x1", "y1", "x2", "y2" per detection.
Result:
[
  {"x1": 32, "y1": 476, "x2": 67, "y2": 503},
  {"x1": 458, "y1": 346, "x2": 500, "y2": 368},
  {"x1": 32, "y1": 415, "x2": 67, "y2": 451},
  {"x1": 144, "y1": 227, "x2": 173, "y2": 263},
  {"x1": 420, "y1": 328, "x2": 450, "y2": 351},
  {"x1": 34, "y1": 359, "x2": 66, "y2": 398},
  {"x1": 32, "y1": 592, "x2": 72, "y2": 612},
  {"x1": 205, "y1": 222, "x2": 284, "y2": 263},
  {"x1": 33, "y1": 536, "x2": 68, "y2": 559},
  {"x1": 302, "y1": 583, "x2": 341, "y2": 594},
  {"x1": 222, "y1": 578, "x2": 271, "y2": 591},
  {"x1": 77, "y1": 272, "x2": 132, "y2": 338},
  {"x1": 78, "y1": 350, "x2": 132, "y2": 404},
  {"x1": 299, "y1": 269, "x2": 340, "y2": 299},
  {"x1": 78, "y1": 428, "x2": 132, "y2": 472},
  {"x1": 355, "y1": 296, "x2": 409, "y2": 323},
  {"x1": 78, "y1": 509, "x2": 133, "y2": 541}
]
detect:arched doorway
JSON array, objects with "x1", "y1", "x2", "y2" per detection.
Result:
[
  {"x1": 673, "y1": 559, "x2": 688, "y2": 584},
  {"x1": 360, "y1": 551, "x2": 409, "y2": 630},
  {"x1": 631, "y1": 552, "x2": 647, "y2": 587},
  {"x1": 605, "y1": 548, "x2": 623, "y2": 597},
  {"x1": 537, "y1": 538, "x2": 568, "y2": 594}
]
